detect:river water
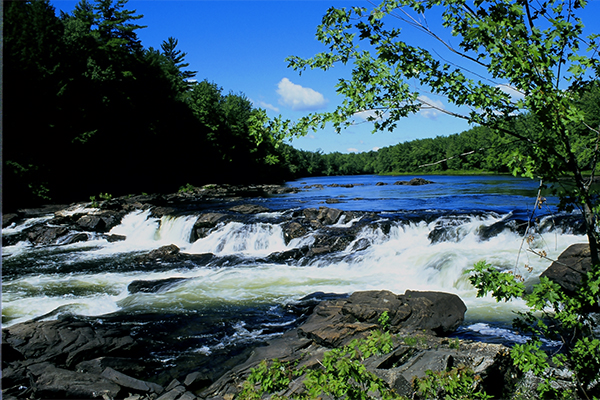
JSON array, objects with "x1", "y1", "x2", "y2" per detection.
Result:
[{"x1": 1, "y1": 175, "x2": 586, "y2": 371}]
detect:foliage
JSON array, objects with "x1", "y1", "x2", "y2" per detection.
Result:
[
  {"x1": 284, "y1": 0, "x2": 600, "y2": 263},
  {"x1": 412, "y1": 366, "x2": 493, "y2": 400},
  {"x1": 238, "y1": 359, "x2": 304, "y2": 400},
  {"x1": 469, "y1": 262, "x2": 600, "y2": 399},
  {"x1": 238, "y1": 330, "x2": 495, "y2": 400},
  {"x1": 3, "y1": 0, "x2": 292, "y2": 211}
]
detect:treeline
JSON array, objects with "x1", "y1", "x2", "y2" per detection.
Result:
[
  {"x1": 3, "y1": 0, "x2": 290, "y2": 211},
  {"x1": 284, "y1": 84, "x2": 600, "y2": 177},
  {"x1": 5, "y1": 1, "x2": 599, "y2": 212}
]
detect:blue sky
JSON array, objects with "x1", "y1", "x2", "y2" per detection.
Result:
[{"x1": 52, "y1": 0, "x2": 600, "y2": 154}]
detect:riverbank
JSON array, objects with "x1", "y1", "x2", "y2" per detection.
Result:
[
  {"x1": 2, "y1": 177, "x2": 590, "y2": 398},
  {"x1": 0, "y1": 288, "x2": 512, "y2": 399}
]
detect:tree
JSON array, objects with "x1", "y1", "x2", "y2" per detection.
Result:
[{"x1": 285, "y1": 0, "x2": 600, "y2": 263}]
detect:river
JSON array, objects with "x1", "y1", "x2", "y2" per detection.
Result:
[{"x1": 1, "y1": 174, "x2": 585, "y2": 375}]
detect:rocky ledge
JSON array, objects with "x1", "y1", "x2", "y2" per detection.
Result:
[{"x1": 2, "y1": 289, "x2": 516, "y2": 400}]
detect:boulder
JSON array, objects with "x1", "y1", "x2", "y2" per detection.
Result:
[
  {"x1": 298, "y1": 290, "x2": 466, "y2": 347},
  {"x1": 27, "y1": 363, "x2": 122, "y2": 400},
  {"x1": 394, "y1": 178, "x2": 434, "y2": 186},
  {"x1": 541, "y1": 243, "x2": 599, "y2": 295},
  {"x1": 26, "y1": 225, "x2": 70, "y2": 245},
  {"x1": 192, "y1": 213, "x2": 228, "y2": 241},
  {"x1": 282, "y1": 221, "x2": 308, "y2": 242},
  {"x1": 229, "y1": 204, "x2": 270, "y2": 214},
  {"x1": 128, "y1": 277, "x2": 188, "y2": 294},
  {"x1": 101, "y1": 367, "x2": 163, "y2": 394},
  {"x1": 402, "y1": 290, "x2": 467, "y2": 335}
]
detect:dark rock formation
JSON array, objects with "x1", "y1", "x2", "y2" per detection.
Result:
[
  {"x1": 1, "y1": 289, "x2": 515, "y2": 400},
  {"x1": 228, "y1": 204, "x2": 270, "y2": 214},
  {"x1": 394, "y1": 177, "x2": 434, "y2": 186},
  {"x1": 128, "y1": 277, "x2": 188, "y2": 294},
  {"x1": 191, "y1": 213, "x2": 228, "y2": 241},
  {"x1": 201, "y1": 290, "x2": 513, "y2": 400},
  {"x1": 135, "y1": 245, "x2": 216, "y2": 268},
  {"x1": 298, "y1": 290, "x2": 466, "y2": 347},
  {"x1": 541, "y1": 243, "x2": 598, "y2": 295}
]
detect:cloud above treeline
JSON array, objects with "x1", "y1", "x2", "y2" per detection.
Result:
[
  {"x1": 253, "y1": 99, "x2": 280, "y2": 113},
  {"x1": 277, "y1": 78, "x2": 328, "y2": 111},
  {"x1": 418, "y1": 95, "x2": 445, "y2": 119}
]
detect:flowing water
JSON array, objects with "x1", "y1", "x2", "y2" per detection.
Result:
[{"x1": 1, "y1": 175, "x2": 586, "y2": 368}]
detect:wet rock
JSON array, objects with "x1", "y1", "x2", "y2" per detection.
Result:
[
  {"x1": 282, "y1": 221, "x2": 307, "y2": 242},
  {"x1": 2, "y1": 213, "x2": 22, "y2": 228},
  {"x1": 376, "y1": 182, "x2": 388, "y2": 186},
  {"x1": 394, "y1": 178, "x2": 434, "y2": 186},
  {"x1": 28, "y1": 363, "x2": 122, "y2": 400},
  {"x1": 60, "y1": 232, "x2": 89, "y2": 245},
  {"x1": 76, "y1": 211, "x2": 124, "y2": 232},
  {"x1": 541, "y1": 243, "x2": 599, "y2": 296},
  {"x1": 128, "y1": 277, "x2": 188, "y2": 294},
  {"x1": 3, "y1": 318, "x2": 137, "y2": 369},
  {"x1": 229, "y1": 204, "x2": 270, "y2": 214},
  {"x1": 325, "y1": 198, "x2": 342, "y2": 204},
  {"x1": 107, "y1": 234, "x2": 127, "y2": 242},
  {"x1": 263, "y1": 247, "x2": 310, "y2": 263},
  {"x1": 298, "y1": 290, "x2": 466, "y2": 347},
  {"x1": 402, "y1": 290, "x2": 467, "y2": 335},
  {"x1": 26, "y1": 225, "x2": 70, "y2": 245},
  {"x1": 101, "y1": 367, "x2": 164, "y2": 394},
  {"x1": 192, "y1": 213, "x2": 228, "y2": 241},
  {"x1": 328, "y1": 183, "x2": 355, "y2": 188},
  {"x1": 184, "y1": 371, "x2": 213, "y2": 391},
  {"x1": 76, "y1": 356, "x2": 148, "y2": 376},
  {"x1": 149, "y1": 244, "x2": 180, "y2": 258},
  {"x1": 150, "y1": 206, "x2": 177, "y2": 218}
]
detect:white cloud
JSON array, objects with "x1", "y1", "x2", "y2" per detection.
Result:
[
  {"x1": 353, "y1": 109, "x2": 387, "y2": 122},
  {"x1": 277, "y1": 78, "x2": 328, "y2": 111},
  {"x1": 253, "y1": 99, "x2": 280, "y2": 113},
  {"x1": 418, "y1": 95, "x2": 445, "y2": 119},
  {"x1": 372, "y1": 147, "x2": 380, "y2": 151},
  {"x1": 496, "y1": 84, "x2": 525, "y2": 102},
  {"x1": 347, "y1": 148, "x2": 359, "y2": 153}
]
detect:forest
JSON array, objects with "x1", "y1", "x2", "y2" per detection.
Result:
[{"x1": 4, "y1": 0, "x2": 600, "y2": 212}]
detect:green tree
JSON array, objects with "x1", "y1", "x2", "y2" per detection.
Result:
[{"x1": 285, "y1": 0, "x2": 600, "y2": 262}]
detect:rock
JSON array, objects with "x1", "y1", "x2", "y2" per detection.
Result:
[
  {"x1": 3, "y1": 318, "x2": 138, "y2": 369},
  {"x1": 328, "y1": 183, "x2": 355, "y2": 188},
  {"x1": 192, "y1": 213, "x2": 228, "y2": 241},
  {"x1": 61, "y1": 232, "x2": 89, "y2": 245},
  {"x1": 28, "y1": 363, "x2": 122, "y2": 399},
  {"x1": 376, "y1": 182, "x2": 388, "y2": 186},
  {"x1": 107, "y1": 234, "x2": 127, "y2": 242},
  {"x1": 369, "y1": 341, "x2": 512, "y2": 399},
  {"x1": 156, "y1": 385, "x2": 186, "y2": 400},
  {"x1": 184, "y1": 371, "x2": 214, "y2": 391},
  {"x1": 2, "y1": 213, "x2": 22, "y2": 228},
  {"x1": 76, "y1": 211, "x2": 124, "y2": 232},
  {"x1": 402, "y1": 290, "x2": 467, "y2": 335},
  {"x1": 76, "y1": 356, "x2": 148, "y2": 376},
  {"x1": 26, "y1": 225, "x2": 69, "y2": 245},
  {"x1": 128, "y1": 277, "x2": 188, "y2": 294},
  {"x1": 229, "y1": 204, "x2": 270, "y2": 214},
  {"x1": 101, "y1": 367, "x2": 164, "y2": 394},
  {"x1": 150, "y1": 244, "x2": 180, "y2": 258},
  {"x1": 298, "y1": 290, "x2": 466, "y2": 347},
  {"x1": 325, "y1": 198, "x2": 342, "y2": 204},
  {"x1": 541, "y1": 243, "x2": 599, "y2": 295},
  {"x1": 282, "y1": 221, "x2": 307, "y2": 242},
  {"x1": 394, "y1": 178, "x2": 434, "y2": 186}
]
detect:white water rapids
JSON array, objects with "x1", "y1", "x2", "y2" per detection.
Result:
[{"x1": 2, "y1": 208, "x2": 585, "y2": 336}]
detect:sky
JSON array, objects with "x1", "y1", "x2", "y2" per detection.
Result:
[{"x1": 51, "y1": 0, "x2": 600, "y2": 154}]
